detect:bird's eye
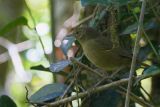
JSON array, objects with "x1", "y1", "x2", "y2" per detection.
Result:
[
  {"x1": 74, "y1": 29, "x2": 82, "y2": 39},
  {"x1": 75, "y1": 30, "x2": 79, "y2": 35}
]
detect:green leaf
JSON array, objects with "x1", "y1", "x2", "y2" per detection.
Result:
[
  {"x1": 0, "y1": 95, "x2": 17, "y2": 107},
  {"x1": 81, "y1": 0, "x2": 131, "y2": 7},
  {"x1": 49, "y1": 60, "x2": 71, "y2": 73},
  {"x1": 29, "y1": 83, "x2": 68, "y2": 103},
  {"x1": 0, "y1": 16, "x2": 28, "y2": 36},
  {"x1": 60, "y1": 36, "x2": 76, "y2": 56},
  {"x1": 31, "y1": 65, "x2": 69, "y2": 76},
  {"x1": 31, "y1": 65, "x2": 50, "y2": 71},
  {"x1": 135, "y1": 65, "x2": 160, "y2": 85},
  {"x1": 143, "y1": 65, "x2": 160, "y2": 76}
]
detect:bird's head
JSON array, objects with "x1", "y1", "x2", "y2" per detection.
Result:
[{"x1": 73, "y1": 26, "x2": 100, "y2": 43}]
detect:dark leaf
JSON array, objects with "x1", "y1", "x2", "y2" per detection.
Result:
[
  {"x1": 135, "y1": 65, "x2": 160, "y2": 85},
  {"x1": 31, "y1": 65, "x2": 50, "y2": 71},
  {"x1": 49, "y1": 60, "x2": 71, "y2": 73},
  {"x1": 31, "y1": 65, "x2": 69, "y2": 76},
  {"x1": 81, "y1": 0, "x2": 131, "y2": 7},
  {"x1": 60, "y1": 36, "x2": 76, "y2": 56},
  {"x1": 86, "y1": 90, "x2": 124, "y2": 107},
  {"x1": 89, "y1": 9, "x2": 108, "y2": 28},
  {"x1": 120, "y1": 20, "x2": 159, "y2": 35},
  {"x1": 29, "y1": 83, "x2": 68, "y2": 103},
  {"x1": 79, "y1": 74, "x2": 87, "y2": 80},
  {"x1": 138, "y1": 44, "x2": 152, "y2": 61},
  {"x1": 0, "y1": 95, "x2": 17, "y2": 107},
  {"x1": 143, "y1": 65, "x2": 160, "y2": 76},
  {"x1": 0, "y1": 16, "x2": 28, "y2": 36},
  {"x1": 120, "y1": 22, "x2": 138, "y2": 35}
]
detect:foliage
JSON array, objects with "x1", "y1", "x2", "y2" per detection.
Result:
[
  {"x1": 29, "y1": 83, "x2": 68, "y2": 103},
  {"x1": 1, "y1": 0, "x2": 160, "y2": 106},
  {"x1": 81, "y1": 0, "x2": 132, "y2": 7},
  {"x1": 0, "y1": 16, "x2": 28, "y2": 36},
  {"x1": 28, "y1": 0, "x2": 160, "y2": 106},
  {"x1": 60, "y1": 36, "x2": 76, "y2": 56},
  {"x1": 0, "y1": 95, "x2": 17, "y2": 107}
]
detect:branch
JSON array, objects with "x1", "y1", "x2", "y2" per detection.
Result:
[
  {"x1": 125, "y1": 0, "x2": 146, "y2": 107},
  {"x1": 30, "y1": 78, "x2": 128, "y2": 106},
  {"x1": 73, "y1": 5, "x2": 98, "y2": 28},
  {"x1": 70, "y1": 57, "x2": 104, "y2": 77},
  {"x1": 117, "y1": 87, "x2": 153, "y2": 107},
  {"x1": 94, "y1": 76, "x2": 153, "y2": 107},
  {"x1": 29, "y1": 71, "x2": 159, "y2": 107}
]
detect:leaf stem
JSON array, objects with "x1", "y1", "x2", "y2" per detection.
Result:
[{"x1": 24, "y1": 0, "x2": 50, "y2": 64}]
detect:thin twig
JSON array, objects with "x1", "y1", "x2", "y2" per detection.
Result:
[
  {"x1": 118, "y1": 86, "x2": 153, "y2": 107},
  {"x1": 60, "y1": 87, "x2": 74, "y2": 107},
  {"x1": 73, "y1": 5, "x2": 98, "y2": 29},
  {"x1": 25, "y1": 86, "x2": 37, "y2": 107},
  {"x1": 73, "y1": 15, "x2": 93, "y2": 28},
  {"x1": 94, "y1": 76, "x2": 153, "y2": 107},
  {"x1": 59, "y1": 67, "x2": 84, "y2": 107},
  {"x1": 24, "y1": 0, "x2": 50, "y2": 64},
  {"x1": 70, "y1": 57, "x2": 104, "y2": 77},
  {"x1": 140, "y1": 86, "x2": 154, "y2": 104},
  {"x1": 25, "y1": 86, "x2": 29, "y2": 102},
  {"x1": 75, "y1": 83, "x2": 80, "y2": 107},
  {"x1": 61, "y1": 80, "x2": 74, "y2": 99},
  {"x1": 94, "y1": 76, "x2": 109, "y2": 87},
  {"x1": 148, "y1": 0, "x2": 160, "y2": 22},
  {"x1": 143, "y1": 30, "x2": 160, "y2": 60},
  {"x1": 125, "y1": 1, "x2": 146, "y2": 107}
]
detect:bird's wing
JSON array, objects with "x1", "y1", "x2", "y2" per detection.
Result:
[
  {"x1": 93, "y1": 36, "x2": 113, "y2": 50},
  {"x1": 117, "y1": 47, "x2": 133, "y2": 59}
]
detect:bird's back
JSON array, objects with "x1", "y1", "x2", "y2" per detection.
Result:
[{"x1": 77, "y1": 27, "x2": 131, "y2": 71}]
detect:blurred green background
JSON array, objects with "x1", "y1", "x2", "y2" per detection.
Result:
[{"x1": 0, "y1": 0, "x2": 73, "y2": 106}]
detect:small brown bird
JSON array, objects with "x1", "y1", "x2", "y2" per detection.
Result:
[{"x1": 75, "y1": 27, "x2": 132, "y2": 71}]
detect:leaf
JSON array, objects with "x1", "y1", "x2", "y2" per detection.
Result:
[
  {"x1": 0, "y1": 16, "x2": 28, "y2": 36},
  {"x1": 120, "y1": 20, "x2": 159, "y2": 35},
  {"x1": 120, "y1": 22, "x2": 138, "y2": 35},
  {"x1": 138, "y1": 44, "x2": 152, "y2": 61},
  {"x1": 143, "y1": 65, "x2": 160, "y2": 76},
  {"x1": 49, "y1": 60, "x2": 71, "y2": 73},
  {"x1": 31, "y1": 65, "x2": 69, "y2": 76},
  {"x1": 31, "y1": 65, "x2": 50, "y2": 71},
  {"x1": 89, "y1": 9, "x2": 108, "y2": 28},
  {"x1": 135, "y1": 65, "x2": 160, "y2": 85},
  {"x1": 81, "y1": 0, "x2": 131, "y2": 7},
  {"x1": 0, "y1": 95, "x2": 17, "y2": 107},
  {"x1": 29, "y1": 83, "x2": 68, "y2": 103},
  {"x1": 60, "y1": 36, "x2": 76, "y2": 56}
]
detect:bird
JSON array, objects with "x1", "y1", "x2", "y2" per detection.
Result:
[{"x1": 74, "y1": 26, "x2": 132, "y2": 72}]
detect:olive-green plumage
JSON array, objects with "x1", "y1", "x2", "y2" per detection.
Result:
[{"x1": 75, "y1": 27, "x2": 131, "y2": 71}]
